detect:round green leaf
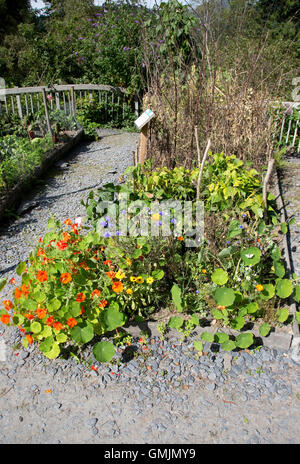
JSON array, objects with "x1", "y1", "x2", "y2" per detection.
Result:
[
  {"x1": 16, "y1": 261, "x2": 26, "y2": 276},
  {"x1": 260, "y1": 284, "x2": 275, "y2": 301},
  {"x1": 93, "y1": 341, "x2": 115, "y2": 363},
  {"x1": 70, "y1": 322, "x2": 94, "y2": 345},
  {"x1": 30, "y1": 321, "x2": 41, "y2": 334},
  {"x1": 274, "y1": 261, "x2": 285, "y2": 278},
  {"x1": 259, "y1": 322, "x2": 271, "y2": 337},
  {"x1": 235, "y1": 332, "x2": 254, "y2": 349},
  {"x1": 211, "y1": 268, "x2": 228, "y2": 286},
  {"x1": 293, "y1": 285, "x2": 300, "y2": 303},
  {"x1": 241, "y1": 247, "x2": 261, "y2": 266},
  {"x1": 43, "y1": 342, "x2": 60, "y2": 359},
  {"x1": 275, "y1": 279, "x2": 293, "y2": 299},
  {"x1": 245, "y1": 302, "x2": 259, "y2": 314},
  {"x1": 295, "y1": 312, "x2": 300, "y2": 324},
  {"x1": 47, "y1": 298, "x2": 61, "y2": 312},
  {"x1": 101, "y1": 307, "x2": 126, "y2": 332},
  {"x1": 212, "y1": 308, "x2": 224, "y2": 320},
  {"x1": 201, "y1": 331, "x2": 214, "y2": 343},
  {"x1": 152, "y1": 269, "x2": 164, "y2": 280},
  {"x1": 168, "y1": 316, "x2": 184, "y2": 330},
  {"x1": 230, "y1": 316, "x2": 245, "y2": 330},
  {"x1": 221, "y1": 340, "x2": 236, "y2": 351},
  {"x1": 213, "y1": 287, "x2": 236, "y2": 307},
  {"x1": 214, "y1": 332, "x2": 229, "y2": 344},
  {"x1": 39, "y1": 336, "x2": 54, "y2": 353},
  {"x1": 193, "y1": 340, "x2": 204, "y2": 352},
  {"x1": 0, "y1": 278, "x2": 6, "y2": 291},
  {"x1": 277, "y1": 308, "x2": 289, "y2": 323}
]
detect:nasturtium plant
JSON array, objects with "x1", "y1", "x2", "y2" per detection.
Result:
[
  {"x1": 193, "y1": 340, "x2": 204, "y2": 352},
  {"x1": 200, "y1": 331, "x2": 214, "y2": 343},
  {"x1": 168, "y1": 316, "x2": 184, "y2": 330},
  {"x1": 259, "y1": 322, "x2": 271, "y2": 337},
  {"x1": 93, "y1": 341, "x2": 115, "y2": 363},
  {"x1": 171, "y1": 283, "x2": 183, "y2": 312},
  {"x1": 235, "y1": 332, "x2": 254, "y2": 349},
  {"x1": 260, "y1": 284, "x2": 275, "y2": 301},
  {"x1": 277, "y1": 308, "x2": 289, "y2": 323},
  {"x1": 214, "y1": 332, "x2": 229, "y2": 344},
  {"x1": 213, "y1": 287, "x2": 236, "y2": 307},
  {"x1": 221, "y1": 339, "x2": 236, "y2": 351},
  {"x1": 240, "y1": 247, "x2": 261, "y2": 266},
  {"x1": 211, "y1": 268, "x2": 228, "y2": 286},
  {"x1": 275, "y1": 279, "x2": 293, "y2": 299}
]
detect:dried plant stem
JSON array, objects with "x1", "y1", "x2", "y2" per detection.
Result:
[
  {"x1": 263, "y1": 158, "x2": 275, "y2": 209},
  {"x1": 194, "y1": 126, "x2": 201, "y2": 165},
  {"x1": 196, "y1": 138, "x2": 211, "y2": 200}
]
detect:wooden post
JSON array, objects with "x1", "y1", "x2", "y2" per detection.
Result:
[
  {"x1": 71, "y1": 86, "x2": 76, "y2": 118},
  {"x1": 196, "y1": 139, "x2": 211, "y2": 200},
  {"x1": 139, "y1": 124, "x2": 148, "y2": 164},
  {"x1": 263, "y1": 158, "x2": 275, "y2": 209},
  {"x1": 41, "y1": 88, "x2": 52, "y2": 137},
  {"x1": 16, "y1": 95, "x2": 23, "y2": 119}
]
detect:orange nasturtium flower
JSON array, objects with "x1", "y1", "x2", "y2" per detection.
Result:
[
  {"x1": 67, "y1": 318, "x2": 77, "y2": 329},
  {"x1": 2, "y1": 300, "x2": 13, "y2": 311},
  {"x1": 36, "y1": 308, "x2": 47, "y2": 319},
  {"x1": 53, "y1": 322, "x2": 63, "y2": 331},
  {"x1": 24, "y1": 313, "x2": 35, "y2": 320},
  {"x1": 91, "y1": 289, "x2": 101, "y2": 299},
  {"x1": 0, "y1": 314, "x2": 10, "y2": 325},
  {"x1": 15, "y1": 288, "x2": 23, "y2": 299},
  {"x1": 177, "y1": 236, "x2": 184, "y2": 241},
  {"x1": 126, "y1": 288, "x2": 133, "y2": 295},
  {"x1": 10, "y1": 277, "x2": 16, "y2": 284},
  {"x1": 103, "y1": 260, "x2": 112, "y2": 267},
  {"x1": 46, "y1": 316, "x2": 54, "y2": 326},
  {"x1": 37, "y1": 270, "x2": 48, "y2": 282},
  {"x1": 64, "y1": 218, "x2": 73, "y2": 226},
  {"x1": 21, "y1": 284, "x2": 29, "y2": 297},
  {"x1": 76, "y1": 293, "x2": 86, "y2": 303},
  {"x1": 60, "y1": 272, "x2": 72, "y2": 284},
  {"x1": 37, "y1": 248, "x2": 46, "y2": 257},
  {"x1": 26, "y1": 334, "x2": 33, "y2": 344},
  {"x1": 112, "y1": 281, "x2": 124, "y2": 293},
  {"x1": 62, "y1": 232, "x2": 71, "y2": 242},
  {"x1": 56, "y1": 240, "x2": 68, "y2": 251},
  {"x1": 256, "y1": 284, "x2": 264, "y2": 292},
  {"x1": 98, "y1": 299, "x2": 108, "y2": 308},
  {"x1": 106, "y1": 271, "x2": 116, "y2": 279}
]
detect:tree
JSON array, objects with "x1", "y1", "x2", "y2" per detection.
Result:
[{"x1": 0, "y1": 0, "x2": 32, "y2": 42}]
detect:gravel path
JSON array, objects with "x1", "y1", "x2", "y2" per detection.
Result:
[{"x1": 0, "y1": 130, "x2": 300, "y2": 444}]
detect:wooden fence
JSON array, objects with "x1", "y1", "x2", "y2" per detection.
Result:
[
  {"x1": 0, "y1": 83, "x2": 139, "y2": 126},
  {"x1": 272, "y1": 101, "x2": 300, "y2": 152}
]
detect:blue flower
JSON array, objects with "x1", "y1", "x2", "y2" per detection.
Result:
[
  {"x1": 171, "y1": 218, "x2": 177, "y2": 224},
  {"x1": 104, "y1": 232, "x2": 111, "y2": 238}
]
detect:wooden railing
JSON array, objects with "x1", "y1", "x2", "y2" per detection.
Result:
[
  {"x1": 0, "y1": 83, "x2": 139, "y2": 121},
  {"x1": 271, "y1": 101, "x2": 300, "y2": 152}
]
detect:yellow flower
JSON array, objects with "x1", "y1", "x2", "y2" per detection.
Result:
[
  {"x1": 130, "y1": 276, "x2": 137, "y2": 282},
  {"x1": 256, "y1": 284, "x2": 264, "y2": 292},
  {"x1": 147, "y1": 277, "x2": 154, "y2": 284},
  {"x1": 126, "y1": 288, "x2": 133, "y2": 295},
  {"x1": 115, "y1": 271, "x2": 125, "y2": 280},
  {"x1": 201, "y1": 269, "x2": 207, "y2": 274},
  {"x1": 136, "y1": 276, "x2": 144, "y2": 284},
  {"x1": 152, "y1": 213, "x2": 161, "y2": 221},
  {"x1": 126, "y1": 258, "x2": 132, "y2": 266}
]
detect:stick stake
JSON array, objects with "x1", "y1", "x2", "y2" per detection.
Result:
[{"x1": 196, "y1": 139, "x2": 211, "y2": 200}]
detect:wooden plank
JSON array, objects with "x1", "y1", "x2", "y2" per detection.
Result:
[
  {"x1": 11, "y1": 95, "x2": 15, "y2": 113},
  {"x1": 67, "y1": 91, "x2": 71, "y2": 115},
  {"x1": 63, "y1": 91, "x2": 67, "y2": 114},
  {"x1": 55, "y1": 92, "x2": 60, "y2": 110},
  {"x1": 139, "y1": 124, "x2": 148, "y2": 164},
  {"x1": 41, "y1": 87, "x2": 52, "y2": 136},
  {"x1": 71, "y1": 86, "x2": 76, "y2": 118},
  {"x1": 24, "y1": 94, "x2": 29, "y2": 115},
  {"x1": 292, "y1": 120, "x2": 298, "y2": 147},
  {"x1": 2, "y1": 83, "x2": 127, "y2": 96},
  {"x1": 16, "y1": 94, "x2": 23, "y2": 118},
  {"x1": 29, "y1": 94, "x2": 34, "y2": 113}
]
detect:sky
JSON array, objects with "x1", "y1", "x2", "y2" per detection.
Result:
[{"x1": 30, "y1": 0, "x2": 164, "y2": 11}]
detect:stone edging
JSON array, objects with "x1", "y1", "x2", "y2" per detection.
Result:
[{"x1": 0, "y1": 129, "x2": 84, "y2": 221}]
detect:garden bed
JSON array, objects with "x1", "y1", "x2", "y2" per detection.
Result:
[{"x1": 0, "y1": 129, "x2": 84, "y2": 221}]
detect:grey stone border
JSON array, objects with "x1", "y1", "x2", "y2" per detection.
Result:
[{"x1": 0, "y1": 129, "x2": 84, "y2": 221}]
